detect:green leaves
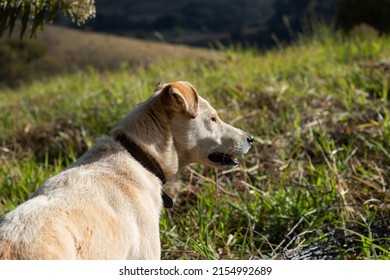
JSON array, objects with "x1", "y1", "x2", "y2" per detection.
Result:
[{"x1": 0, "y1": 0, "x2": 96, "y2": 38}]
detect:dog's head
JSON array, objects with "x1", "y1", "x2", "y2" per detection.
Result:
[{"x1": 156, "y1": 81, "x2": 254, "y2": 170}]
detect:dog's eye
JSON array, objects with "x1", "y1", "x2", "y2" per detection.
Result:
[{"x1": 211, "y1": 116, "x2": 217, "y2": 122}]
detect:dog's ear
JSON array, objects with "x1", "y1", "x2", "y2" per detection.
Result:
[{"x1": 160, "y1": 82, "x2": 199, "y2": 119}]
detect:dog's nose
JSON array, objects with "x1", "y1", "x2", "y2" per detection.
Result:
[{"x1": 247, "y1": 135, "x2": 254, "y2": 144}]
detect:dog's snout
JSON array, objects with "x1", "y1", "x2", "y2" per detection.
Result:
[{"x1": 247, "y1": 135, "x2": 254, "y2": 145}]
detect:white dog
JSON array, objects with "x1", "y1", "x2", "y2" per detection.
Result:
[{"x1": 0, "y1": 81, "x2": 253, "y2": 259}]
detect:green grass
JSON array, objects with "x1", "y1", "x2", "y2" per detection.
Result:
[{"x1": 0, "y1": 27, "x2": 389, "y2": 259}]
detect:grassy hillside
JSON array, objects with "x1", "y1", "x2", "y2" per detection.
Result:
[
  {"x1": 0, "y1": 25, "x2": 217, "y2": 87},
  {"x1": 0, "y1": 28, "x2": 389, "y2": 259}
]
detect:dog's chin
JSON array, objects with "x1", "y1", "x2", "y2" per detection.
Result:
[{"x1": 207, "y1": 152, "x2": 239, "y2": 169}]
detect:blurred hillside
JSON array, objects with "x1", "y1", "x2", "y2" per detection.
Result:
[
  {"x1": 2, "y1": 0, "x2": 389, "y2": 87},
  {"x1": 0, "y1": 25, "x2": 217, "y2": 87}
]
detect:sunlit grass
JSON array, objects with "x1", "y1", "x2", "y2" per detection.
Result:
[{"x1": 0, "y1": 28, "x2": 389, "y2": 259}]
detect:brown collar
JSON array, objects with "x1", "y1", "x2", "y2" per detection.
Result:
[{"x1": 114, "y1": 133, "x2": 173, "y2": 208}]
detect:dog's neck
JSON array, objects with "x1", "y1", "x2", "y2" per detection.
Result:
[{"x1": 114, "y1": 133, "x2": 173, "y2": 208}]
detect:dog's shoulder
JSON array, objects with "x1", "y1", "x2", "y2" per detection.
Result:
[{"x1": 70, "y1": 137, "x2": 124, "y2": 167}]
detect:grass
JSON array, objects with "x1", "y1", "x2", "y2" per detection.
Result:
[{"x1": 0, "y1": 26, "x2": 389, "y2": 259}]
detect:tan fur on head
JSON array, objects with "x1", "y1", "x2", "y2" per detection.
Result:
[
  {"x1": 154, "y1": 82, "x2": 165, "y2": 91},
  {"x1": 159, "y1": 81, "x2": 199, "y2": 119}
]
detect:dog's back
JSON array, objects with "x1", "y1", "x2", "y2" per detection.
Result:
[
  {"x1": 0, "y1": 195, "x2": 74, "y2": 259},
  {"x1": 0, "y1": 138, "x2": 162, "y2": 259}
]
